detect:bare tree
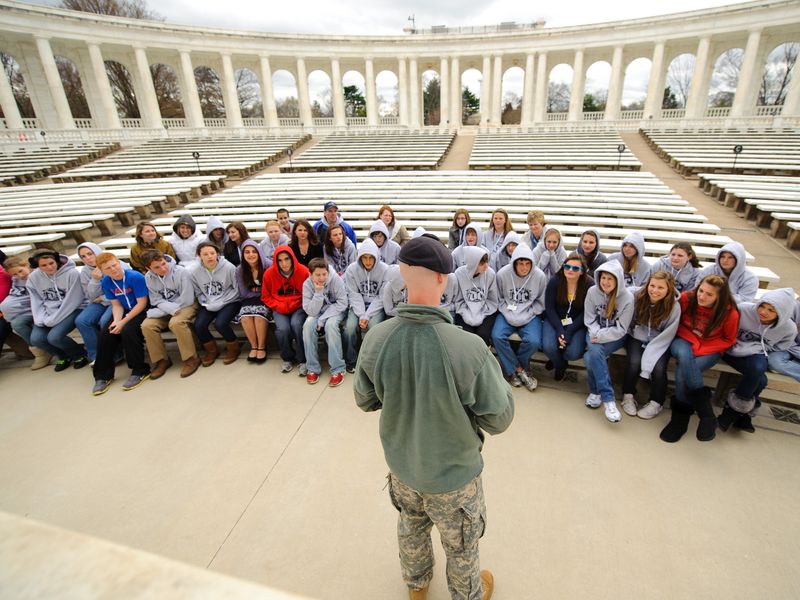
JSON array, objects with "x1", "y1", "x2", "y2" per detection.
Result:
[
  {"x1": 666, "y1": 54, "x2": 695, "y2": 107},
  {"x1": 194, "y1": 67, "x2": 224, "y2": 118},
  {"x1": 55, "y1": 57, "x2": 91, "y2": 118},
  {"x1": 547, "y1": 81, "x2": 570, "y2": 112},
  {"x1": 235, "y1": 68, "x2": 262, "y2": 118},
  {"x1": 761, "y1": 42, "x2": 799, "y2": 105},
  {"x1": 150, "y1": 63, "x2": 184, "y2": 118},
  {"x1": 275, "y1": 97, "x2": 299, "y2": 118},
  {"x1": 0, "y1": 53, "x2": 35, "y2": 118}
]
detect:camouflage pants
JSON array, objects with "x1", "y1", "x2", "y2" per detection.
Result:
[{"x1": 387, "y1": 473, "x2": 486, "y2": 600}]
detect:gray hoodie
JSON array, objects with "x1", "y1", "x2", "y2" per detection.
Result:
[
  {"x1": 381, "y1": 265, "x2": 408, "y2": 317},
  {"x1": 495, "y1": 244, "x2": 547, "y2": 327},
  {"x1": 481, "y1": 227, "x2": 507, "y2": 260},
  {"x1": 168, "y1": 215, "x2": 202, "y2": 265},
  {"x1": 628, "y1": 287, "x2": 681, "y2": 378},
  {"x1": 576, "y1": 229, "x2": 607, "y2": 278},
  {"x1": 77, "y1": 242, "x2": 120, "y2": 307},
  {"x1": 454, "y1": 246, "x2": 499, "y2": 327},
  {"x1": 584, "y1": 261, "x2": 634, "y2": 344},
  {"x1": 369, "y1": 220, "x2": 401, "y2": 266},
  {"x1": 190, "y1": 256, "x2": 239, "y2": 312},
  {"x1": 650, "y1": 255, "x2": 699, "y2": 293},
  {"x1": 259, "y1": 232, "x2": 290, "y2": 269},
  {"x1": 607, "y1": 232, "x2": 650, "y2": 288},
  {"x1": 324, "y1": 236, "x2": 357, "y2": 276},
  {"x1": 728, "y1": 288, "x2": 798, "y2": 358},
  {"x1": 697, "y1": 241, "x2": 758, "y2": 303},
  {"x1": 145, "y1": 261, "x2": 196, "y2": 318},
  {"x1": 204, "y1": 216, "x2": 228, "y2": 248},
  {"x1": 451, "y1": 223, "x2": 486, "y2": 270},
  {"x1": 490, "y1": 231, "x2": 522, "y2": 273},
  {"x1": 0, "y1": 274, "x2": 31, "y2": 322},
  {"x1": 344, "y1": 239, "x2": 388, "y2": 319},
  {"x1": 530, "y1": 227, "x2": 569, "y2": 279},
  {"x1": 790, "y1": 300, "x2": 800, "y2": 361},
  {"x1": 26, "y1": 254, "x2": 87, "y2": 328},
  {"x1": 440, "y1": 273, "x2": 458, "y2": 315},
  {"x1": 302, "y1": 265, "x2": 348, "y2": 327}
]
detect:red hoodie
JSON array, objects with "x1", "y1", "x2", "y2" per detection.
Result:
[
  {"x1": 261, "y1": 245, "x2": 309, "y2": 315},
  {"x1": 0, "y1": 266, "x2": 11, "y2": 302},
  {"x1": 676, "y1": 291, "x2": 739, "y2": 356}
]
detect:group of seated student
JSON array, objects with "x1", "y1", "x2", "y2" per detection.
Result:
[{"x1": 1, "y1": 204, "x2": 799, "y2": 437}]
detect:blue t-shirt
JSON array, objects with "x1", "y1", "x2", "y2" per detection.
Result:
[{"x1": 102, "y1": 270, "x2": 148, "y2": 313}]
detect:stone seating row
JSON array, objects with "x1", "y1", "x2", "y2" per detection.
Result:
[{"x1": 0, "y1": 142, "x2": 120, "y2": 185}]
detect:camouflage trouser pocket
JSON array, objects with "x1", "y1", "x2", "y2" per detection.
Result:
[
  {"x1": 387, "y1": 473, "x2": 402, "y2": 513},
  {"x1": 458, "y1": 502, "x2": 486, "y2": 551}
]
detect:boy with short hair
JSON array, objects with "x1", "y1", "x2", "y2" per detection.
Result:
[
  {"x1": 454, "y1": 246, "x2": 499, "y2": 346},
  {"x1": 522, "y1": 211, "x2": 546, "y2": 249},
  {"x1": 490, "y1": 231, "x2": 521, "y2": 273},
  {"x1": 91, "y1": 252, "x2": 151, "y2": 395},
  {"x1": 302, "y1": 258, "x2": 349, "y2": 386},
  {"x1": 140, "y1": 250, "x2": 200, "y2": 379},
  {"x1": 276, "y1": 208, "x2": 295, "y2": 237},
  {"x1": 381, "y1": 265, "x2": 407, "y2": 317},
  {"x1": 0, "y1": 256, "x2": 48, "y2": 369},
  {"x1": 451, "y1": 223, "x2": 485, "y2": 269},
  {"x1": 259, "y1": 220, "x2": 290, "y2": 269}
]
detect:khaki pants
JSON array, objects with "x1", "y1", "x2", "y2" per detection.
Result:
[{"x1": 142, "y1": 304, "x2": 198, "y2": 363}]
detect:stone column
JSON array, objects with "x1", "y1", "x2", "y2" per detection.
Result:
[
  {"x1": 604, "y1": 45, "x2": 625, "y2": 120},
  {"x1": 533, "y1": 52, "x2": 548, "y2": 123},
  {"x1": 684, "y1": 36, "x2": 713, "y2": 119},
  {"x1": 409, "y1": 58, "x2": 420, "y2": 127},
  {"x1": 220, "y1": 53, "x2": 243, "y2": 127},
  {"x1": 781, "y1": 63, "x2": 800, "y2": 117},
  {"x1": 0, "y1": 64, "x2": 24, "y2": 129},
  {"x1": 365, "y1": 58, "x2": 378, "y2": 126},
  {"x1": 450, "y1": 57, "x2": 461, "y2": 126},
  {"x1": 398, "y1": 57, "x2": 409, "y2": 126},
  {"x1": 730, "y1": 29, "x2": 764, "y2": 117},
  {"x1": 86, "y1": 43, "x2": 120, "y2": 129},
  {"x1": 295, "y1": 57, "x2": 313, "y2": 127},
  {"x1": 178, "y1": 50, "x2": 204, "y2": 128},
  {"x1": 643, "y1": 41, "x2": 666, "y2": 119},
  {"x1": 132, "y1": 46, "x2": 162, "y2": 129},
  {"x1": 480, "y1": 55, "x2": 491, "y2": 125},
  {"x1": 568, "y1": 49, "x2": 585, "y2": 121},
  {"x1": 439, "y1": 57, "x2": 449, "y2": 126},
  {"x1": 34, "y1": 36, "x2": 75, "y2": 129},
  {"x1": 330, "y1": 58, "x2": 346, "y2": 127},
  {"x1": 491, "y1": 55, "x2": 502, "y2": 124},
  {"x1": 258, "y1": 55, "x2": 279, "y2": 128},
  {"x1": 521, "y1": 52, "x2": 535, "y2": 126}
]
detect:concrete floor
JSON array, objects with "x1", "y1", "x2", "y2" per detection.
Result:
[{"x1": 1, "y1": 354, "x2": 799, "y2": 600}]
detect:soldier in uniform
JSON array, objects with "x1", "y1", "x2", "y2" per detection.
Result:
[{"x1": 354, "y1": 235, "x2": 514, "y2": 600}]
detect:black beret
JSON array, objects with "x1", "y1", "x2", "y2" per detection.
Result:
[{"x1": 398, "y1": 234, "x2": 452, "y2": 274}]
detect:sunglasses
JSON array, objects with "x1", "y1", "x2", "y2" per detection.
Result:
[{"x1": 562, "y1": 264, "x2": 582, "y2": 272}]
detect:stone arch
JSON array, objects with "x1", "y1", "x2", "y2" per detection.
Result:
[
  {"x1": 665, "y1": 53, "x2": 696, "y2": 108},
  {"x1": 421, "y1": 68, "x2": 440, "y2": 125},
  {"x1": 307, "y1": 69, "x2": 332, "y2": 117},
  {"x1": 500, "y1": 66, "x2": 523, "y2": 124},
  {"x1": 621, "y1": 57, "x2": 651, "y2": 111},
  {"x1": 342, "y1": 70, "x2": 366, "y2": 118},
  {"x1": 0, "y1": 51, "x2": 35, "y2": 119},
  {"x1": 150, "y1": 63, "x2": 184, "y2": 119},
  {"x1": 547, "y1": 63, "x2": 573, "y2": 113},
  {"x1": 708, "y1": 47, "x2": 744, "y2": 107},
  {"x1": 583, "y1": 60, "x2": 611, "y2": 112},
  {"x1": 53, "y1": 55, "x2": 89, "y2": 119},
  {"x1": 273, "y1": 69, "x2": 299, "y2": 118},
  {"x1": 376, "y1": 69, "x2": 398, "y2": 117},
  {"x1": 235, "y1": 67, "x2": 262, "y2": 118},
  {"x1": 462, "y1": 68, "x2": 482, "y2": 125},
  {"x1": 104, "y1": 59, "x2": 140, "y2": 118},
  {"x1": 760, "y1": 41, "x2": 799, "y2": 106}
]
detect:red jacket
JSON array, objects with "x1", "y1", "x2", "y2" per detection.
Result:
[
  {"x1": 0, "y1": 267, "x2": 11, "y2": 302},
  {"x1": 676, "y1": 291, "x2": 739, "y2": 356},
  {"x1": 261, "y1": 245, "x2": 309, "y2": 315}
]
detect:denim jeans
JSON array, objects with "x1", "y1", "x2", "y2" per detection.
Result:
[
  {"x1": 723, "y1": 354, "x2": 768, "y2": 399},
  {"x1": 768, "y1": 351, "x2": 800, "y2": 382},
  {"x1": 344, "y1": 308, "x2": 385, "y2": 369},
  {"x1": 194, "y1": 303, "x2": 241, "y2": 343},
  {"x1": 541, "y1": 319, "x2": 586, "y2": 372},
  {"x1": 10, "y1": 313, "x2": 34, "y2": 346},
  {"x1": 75, "y1": 303, "x2": 114, "y2": 361},
  {"x1": 273, "y1": 309, "x2": 307, "y2": 363},
  {"x1": 669, "y1": 338, "x2": 721, "y2": 404},
  {"x1": 303, "y1": 313, "x2": 345, "y2": 375},
  {"x1": 584, "y1": 333, "x2": 627, "y2": 403},
  {"x1": 491, "y1": 313, "x2": 542, "y2": 377},
  {"x1": 622, "y1": 335, "x2": 670, "y2": 405},
  {"x1": 30, "y1": 309, "x2": 85, "y2": 360}
]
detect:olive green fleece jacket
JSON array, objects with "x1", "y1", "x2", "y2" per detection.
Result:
[{"x1": 354, "y1": 304, "x2": 514, "y2": 493}]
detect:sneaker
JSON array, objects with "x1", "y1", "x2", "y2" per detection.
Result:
[
  {"x1": 54, "y1": 358, "x2": 71, "y2": 372},
  {"x1": 621, "y1": 394, "x2": 638, "y2": 416},
  {"x1": 517, "y1": 370, "x2": 538, "y2": 392},
  {"x1": 121, "y1": 373, "x2": 150, "y2": 391},
  {"x1": 346, "y1": 365, "x2": 355, "y2": 374},
  {"x1": 92, "y1": 379, "x2": 112, "y2": 396},
  {"x1": 73, "y1": 355, "x2": 90, "y2": 370},
  {"x1": 604, "y1": 400, "x2": 622, "y2": 422},
  {"x1": 306, "y1": 372, "x2": 319, "y2": 384},
  {"x1": 298, "y1": 363, "x2": 308, "y2": 377},
  {"x1": 637, "y1": 400, "x2": 663, "y2": 419},
  {"x1": 509, "y1": 373, "x2": 522, "y2": 387},
  {"x1": 329, "y1": 372, "x2": 344, "y2": 387},
  {"x1": 585, "y1": 393, "x2": 602, "y2": 408},
  {"x1": 281, "y1": 361, "x2": 294, "y2": 373}
]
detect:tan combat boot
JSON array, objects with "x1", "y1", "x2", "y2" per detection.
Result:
[
  {"x1": 481, "y1": 570, "x2": 494, "y2": 600},
  {"x1": 223, "y1": 340, "x2": 241, "y2": 365},
  {"x1": 201, "y1": 341, "x2": 218, "y2": 367}
]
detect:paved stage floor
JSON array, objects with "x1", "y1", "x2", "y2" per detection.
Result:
[{"x1": 1, "y1": 355, "x2": 798, "y2": 599}]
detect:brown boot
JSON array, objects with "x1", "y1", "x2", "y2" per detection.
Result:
[
  {"x1": 180, "y1": 355, "x2": 200, "y2": 378},
  {"x1": 409, "y1": 585, "x2": 428, "y2": 599},
  {"x1": 29, "y1": 346, "x2": 52, "y2": 371},
  {"x1": 223, "y1": 340, "x2": 241, "y2": 365},
  {"x1": 481, "y1": 570, "x2": 494, "y2": 600},
  {"x1": 201, "y1": 341, "x2": 218, "y2": 367},
  {"x1": 7, "y1": 333, "x2": 33, "y2": 360},
  {"x1": 150, "y1": 358, "x2": 172, "y2": 380}
]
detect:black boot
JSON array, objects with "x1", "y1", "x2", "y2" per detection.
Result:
[
  {"x1": 690, "y1": 387, "x2": 716, "y2": 442},
  {"x1": 660, "y1": 398, "x2": 693, "y2": 443},
  {"x1": 733, "y1": 414, "x2": 756, "y2": 433},
  {"x1": 717, "y1": 405, "x2": 740, "y2": 432}
]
